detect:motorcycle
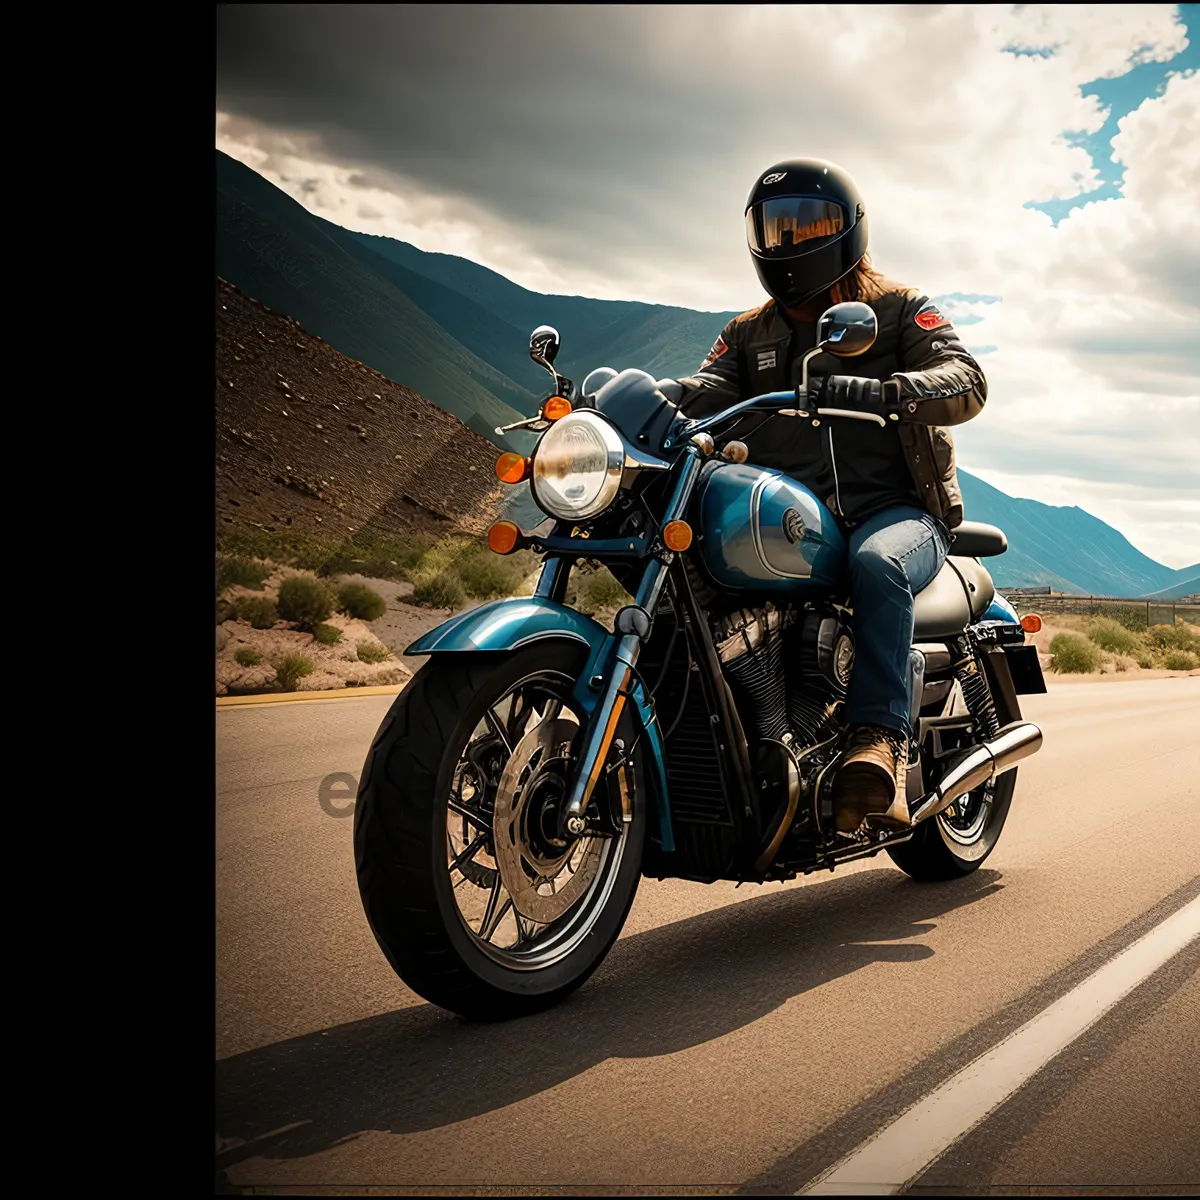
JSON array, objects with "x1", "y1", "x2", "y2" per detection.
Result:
[{"x1": 354, "y1": 301, "x2": 1047, "y2": 1019}]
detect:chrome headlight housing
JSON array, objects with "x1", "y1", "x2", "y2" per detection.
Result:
[{"x1": 531, "y1": 410, "x2": 625, "y2": 521}]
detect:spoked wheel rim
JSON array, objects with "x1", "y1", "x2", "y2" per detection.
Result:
[
  {"x1": 937, "y1": 778, "x2": 995, "y2": 845},
  {"x1": 444, "y1": 668, "x2": 628, "y2": 971}
]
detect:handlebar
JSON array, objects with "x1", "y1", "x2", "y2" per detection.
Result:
[{"x1": 673, "y1": 389, "x2": 890, "y2": 446}]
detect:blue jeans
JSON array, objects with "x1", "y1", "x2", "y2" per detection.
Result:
[{"x1": 843, "y1": 504, "x2": 949, "y2": 736}]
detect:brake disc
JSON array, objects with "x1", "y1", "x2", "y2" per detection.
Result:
[{"x1": 492, "y1": 716, "x2": 604, "y2": 922}]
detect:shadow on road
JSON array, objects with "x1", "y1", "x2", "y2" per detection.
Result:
[{"x1": 216, "y1": 866, "x2": 1003, "y2": 1168}]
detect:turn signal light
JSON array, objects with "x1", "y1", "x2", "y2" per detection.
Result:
[
  {"x1": 663, "y1": 520, "x2": 693, "y2": 552},
  {"x1": 494, "y1": 452, "x2": 529, "y2": 484},
  {"x1": 542, "y1": 396, "x2": 573, "y2": 421},
  {"x1": 487, "y1": 521, "x2": 520, "y2": 555},
  {"x1": 1021, "y1": 614, "x2": 1043, "y2": 633}
]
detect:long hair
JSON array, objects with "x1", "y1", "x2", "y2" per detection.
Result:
[{"x1": 829, "y1": 252, "x2": 891, "y2": 304}]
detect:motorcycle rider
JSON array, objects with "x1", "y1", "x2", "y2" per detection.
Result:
[{"x1": 678, "y1": 158, "x2": 987, "y2": 835}]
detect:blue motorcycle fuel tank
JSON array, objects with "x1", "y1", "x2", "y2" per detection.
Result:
[{"x1": 694, "y1": 462, "x2": 847, "y2": 594}]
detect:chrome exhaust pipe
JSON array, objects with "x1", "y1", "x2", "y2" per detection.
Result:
[{"x1": 910, "y1": 721, "x2": 1042, "y2": 826}]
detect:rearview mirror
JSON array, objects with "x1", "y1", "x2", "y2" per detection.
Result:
[
  {"x1": 817, "y1": 302, "x2": 877, "y2": 357},
  {"x1": 530, "y1": 325, "x2": 561, "y2": 370}
]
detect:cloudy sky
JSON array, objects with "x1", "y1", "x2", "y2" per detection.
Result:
[{"x1": 216, "y1": 4, "x2": 1200, "y2": 568}]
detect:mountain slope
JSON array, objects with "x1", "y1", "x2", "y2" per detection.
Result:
[
  {"x1": 351, "y1": 231, "x2": 739, "y2": 383},
  {"x1": 1141, "y1": 574, "x2": 1200, "y2": 600},
  {"x1": 215, "y1": 150, "x2": 534, "y2": 451},
  {"x1": 957, "y1": 472, "x2": 1184, "y2": 597}
]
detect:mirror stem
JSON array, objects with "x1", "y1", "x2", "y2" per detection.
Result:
[{"x1": 798, "y1": 341, "x2": 829, "y2": 395}]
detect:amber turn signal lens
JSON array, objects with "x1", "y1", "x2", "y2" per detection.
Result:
[
  {"x1": 1021, "y1": 614, "x2": 1043, "y2": 633},
  {"x1": 663, "y1": 520, "x2": 693, "y2": 552},
  {"x1": 494, "y1": 452, "x2": 529, "y2": 484},
  {"x1": 487, "y1": 521, "x2": 520, "y2": 555},
  {"x1": 542, "y1": 396, "x2": 573, "y2": 421}
]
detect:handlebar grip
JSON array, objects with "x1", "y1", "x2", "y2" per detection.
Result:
[{"x1": 815, "y1": 407, "x2": 887, "y2": 427}]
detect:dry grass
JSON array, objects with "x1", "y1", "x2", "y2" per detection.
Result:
[{"x1": 1030, "y1": 612, "x2": 1200, "y2": 677}]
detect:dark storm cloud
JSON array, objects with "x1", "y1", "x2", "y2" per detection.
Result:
[
  {"x1": 214, "y1": 3, "x2": 888, "y2": 286},
  {"x1": 218, "y1": 6, "x2": 733, "y2": 228}
]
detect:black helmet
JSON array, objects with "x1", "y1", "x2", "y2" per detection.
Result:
[{"x1": 745, "y1": 158, "x2": 868, "y2": 309}]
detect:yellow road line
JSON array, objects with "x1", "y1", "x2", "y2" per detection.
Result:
[{"x1": 216, "y1": 683, "x2": 407, "y2": 708}]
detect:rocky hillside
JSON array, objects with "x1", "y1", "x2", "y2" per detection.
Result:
[{"x1": 216, "y1": 277, "x2": 506, "y2": 542}]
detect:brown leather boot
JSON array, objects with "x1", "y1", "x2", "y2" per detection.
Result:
[{"x1": 831, "y1": 725, "x2": 911, "y2": 834}]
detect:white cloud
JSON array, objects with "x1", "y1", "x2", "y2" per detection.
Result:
[{"x1": 216, "y1": 3, "x2": 1199, "y2": 565}]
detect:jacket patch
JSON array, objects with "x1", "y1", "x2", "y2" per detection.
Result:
[
  {"x1": 756, "y1": 349, "x2": 777, "y2": 370},
  {"x1": 914, "y1": 302, "x2": 951, "y2": 331},
  {"x1": 701, "y1": 336, "x2": 729, "y2": 369}
]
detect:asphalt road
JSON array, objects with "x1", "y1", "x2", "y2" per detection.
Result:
[{"x1": 216, "y1": 676, "x2": 1200, "y2": 1195}]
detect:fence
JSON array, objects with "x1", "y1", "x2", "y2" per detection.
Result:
[{"x1": 999, "y1": 589, "x2": 1200, "y2": 627}]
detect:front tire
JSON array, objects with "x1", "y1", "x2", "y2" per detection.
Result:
[
  {"x1": 887, "y1": 769, "x2": 1016, "y2": 881},
  {"x1": 354, "y1": 643, "x2": 645, "y2": 1019}
]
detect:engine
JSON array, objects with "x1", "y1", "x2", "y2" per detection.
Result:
[{"x1": 712, "y1": 603, "x2": 851, "y2": 753}]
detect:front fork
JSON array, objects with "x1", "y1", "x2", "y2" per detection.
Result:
[{"x1": 556, "y1": 444, "x2": 707, "y2": 840}]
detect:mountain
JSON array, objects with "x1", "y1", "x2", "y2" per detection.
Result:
[
  {"x1": 350, "y1": 232, "x2": 740, "y2": 384},
  {"x1": 956, "y1": 472, "x2": 1187, "y2": 597},
  {"x1": 1140, "y1": 573, "x2": 1200, "y2": 601},
  {"x1": 214, "y1": 150, "x2": 1193, "y2": 598},
  {"x1": 215, "y1": 277, "x2": 507, "y2": 543},
  {"x1": 216, "y1": 149, "x2": 737, "y2": 447},
  {"x1": 215, "y1": 150, "x2": 536, "y2": 453}
]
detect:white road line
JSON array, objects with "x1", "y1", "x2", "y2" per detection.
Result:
[{"x1": 798, "y1": 892, "x2": 1200, "y2": 1196}]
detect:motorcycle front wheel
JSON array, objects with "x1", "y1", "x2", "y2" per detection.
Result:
[{"x1": 354, "y1": 642, "x2": 645, "y2": 1020}]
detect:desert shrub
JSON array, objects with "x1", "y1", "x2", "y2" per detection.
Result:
[
  {"x1": 274, "y1": 654, "x2": 313, "y2": 691},
  {"x1": 455, "y1": 549, "x2": 527, "y2": 599},
  {"x1": 572, "y1": 567, "x2": 631, "y2": 615},
  {"x1": 1146, "y1": 622, "x2": 1200, "y2": 654},
  {"x1": 408, "y1": 537, "x2": 537, "y2": 600},
  {"x1": 234, "y1": 648, "x2": 263, "y2": 667},
  {"x1": 410, "y1": 570, "x2": 467, "y2": 610},
  {"x1": 315, "y1": 531, "x2": 433, "y2": 580},
  {"x1": 233, "y1": 595, "x2": 279, "y2": 630},
  {"x1": 277, "y1": 575, "x2": 334, "y2": 630},
  {"x1": 1086, "y1": 618, "x2": 1143, "y2": 656},
  {"x1": 1103, "y1": 605, "x2": 1148, "y2": 633},
  {"x1": 356, "y1": 640, "x2": 392, "y2": 664},
  {"x1": 219, "y1": 525, "x2": 339, "y2": 570},
  {"x1": 218, "y1": 524, "x2": 429, "y2": 581},
  {"x1": 337, "y1": 583, "x2": 386, "y2": 621},
  {"x1": 313, "y1": 623, "x2": 343, "y2": 646},
  {"x1": 411, "y1": 537, "x2": 469, "y2": 579},
  {"x1": 1049, "y1": 632, "x2": 1103, "y2": 674},
  {"x1": 1162, "y1": 649, "x2": 1199, "y2": 671},
  {"x1": 216, "y1": 554, "x2": 270, "y2": 594}
]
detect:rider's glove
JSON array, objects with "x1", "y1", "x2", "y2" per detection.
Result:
[{"x1": 809, "y1": 375, "x2": 901, "y2": 413}]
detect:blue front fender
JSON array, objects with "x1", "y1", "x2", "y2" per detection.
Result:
[
  {"x1": 404, "y1": 597, "x2": 607, "y2": 657},
  {"x1": 405, "y1": 597, "x2": 675, "y2": 851}
]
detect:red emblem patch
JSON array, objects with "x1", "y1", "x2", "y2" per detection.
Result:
[
  {"x1": 701, "y1": 335, "x2": 729, "y2": 369},
  {"x1": 914, "y1": 304, "x2": 951, "y2": 331}
]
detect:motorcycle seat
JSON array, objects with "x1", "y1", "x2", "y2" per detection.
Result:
[
  {"x1": 913, "y1": 561, "x2": 973, "y2": 639},
  {"x1": 912, "y1": 557, "x2": 995, "y2": 638},
  {"x1": 949, "y1": 521, "x2": 1007, "y2": 557}
]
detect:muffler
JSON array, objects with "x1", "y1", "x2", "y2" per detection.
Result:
[{"x1": 910, "y1": 721, "x2": 1042, "y2": 826}]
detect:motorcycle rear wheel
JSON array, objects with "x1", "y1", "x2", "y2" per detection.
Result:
[
  {"x1": 887, "y1": 769, "x2": 1016, "y2": 881},
  {"x1": 354, "y1": 643, "x2": 645, "y2": 1020}
]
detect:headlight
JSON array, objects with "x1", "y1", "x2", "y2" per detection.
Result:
[{"x1": 531, "y1": 410, "x2": 625, "y2": 520}]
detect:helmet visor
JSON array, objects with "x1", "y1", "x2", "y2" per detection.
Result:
[{"x1": 747, "y1": 197, "x2": 848, "y2": 258}]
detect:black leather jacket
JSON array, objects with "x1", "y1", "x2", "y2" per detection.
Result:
[{"x1": 678, "y1": 279, "x2": 987, "y2": 528}]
